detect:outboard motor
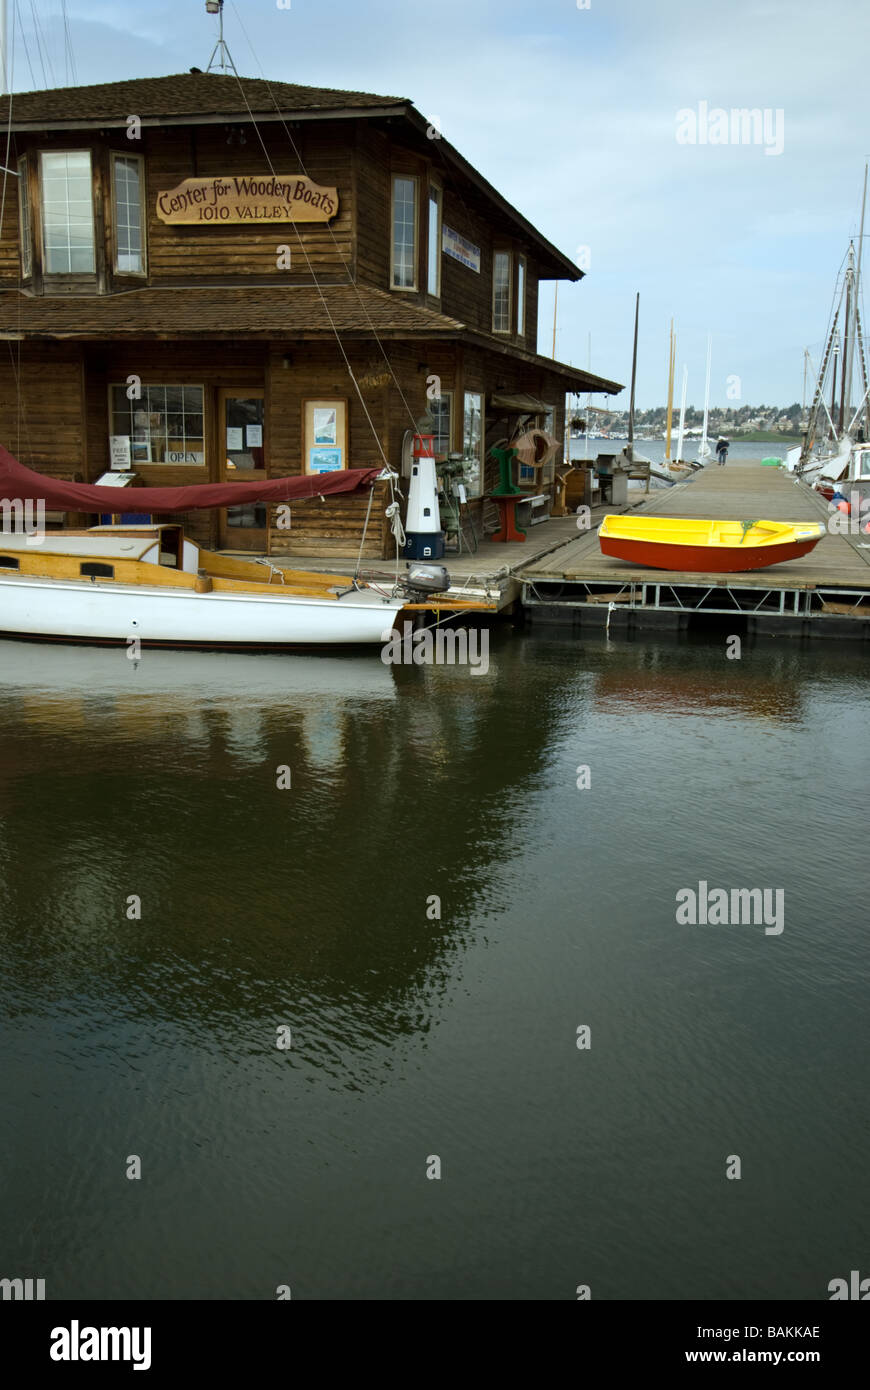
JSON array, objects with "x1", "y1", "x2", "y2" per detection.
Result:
[{"x1": 403, "y1": 563, "x2": 451, "y2": 600}]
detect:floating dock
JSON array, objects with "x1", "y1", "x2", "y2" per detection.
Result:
[{"x1": 521, "y1": 459, "x2": 870, "y2": 638}]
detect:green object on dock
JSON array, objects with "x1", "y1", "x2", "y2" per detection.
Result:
[
  {"x1": 490, "y1": 444, "x2": 522, "y2": 495},
  {"x1": 761, "y1": 457, "x2": 782, "y2": 466}
]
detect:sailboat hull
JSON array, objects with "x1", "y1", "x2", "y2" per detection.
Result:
[{"x1": 0, "y1": 574, "x2": 403, "y2": 647}]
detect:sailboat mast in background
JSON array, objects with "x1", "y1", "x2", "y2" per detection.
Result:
[{"x1": 665, "y1": 320, "x2": 675, "y2": 463}]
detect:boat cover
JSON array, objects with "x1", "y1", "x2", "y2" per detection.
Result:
[{"x1": 0, "y1": 445, "x2": 382, "y2": 513}]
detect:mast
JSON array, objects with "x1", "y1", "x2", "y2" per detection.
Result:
[
  {"x1": 839, "y1": 246, "x2": 854, "y2": 432},
  {"x1": 665, "y1": 319, "x2": 675, "y2": 462},
  {"x1": 675, "y1": 364, "x2": 688, "y2": 463},
  {"x1": 627, "y1": 292, "x2": 639, "y2": 462},
  {"x1": 830, "y1": 335, "x2": 839, "y2": 436},
  {"x1": 845, "y1": 166, "x2": 868, "y2": 428},
  {"x1": 699, "y1": 333, "x2": 712, "y2": 462}
]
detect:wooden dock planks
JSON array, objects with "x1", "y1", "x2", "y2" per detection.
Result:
[{"x1": 522, "y1": 459, "x2": 870, "y2": 592}]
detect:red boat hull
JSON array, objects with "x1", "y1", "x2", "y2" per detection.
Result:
[{"x1": 598, "y1": 535, "x2": 823, "y2": 573}]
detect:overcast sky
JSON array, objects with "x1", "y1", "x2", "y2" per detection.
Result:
[{"x1": 6, "y1": 0, "x2": 870, "y2": 406}]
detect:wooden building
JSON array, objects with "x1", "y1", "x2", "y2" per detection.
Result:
[{"x1": 0, "y1": 72, "x2": 621, "y2": 558}]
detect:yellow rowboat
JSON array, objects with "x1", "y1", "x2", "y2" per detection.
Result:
[{"x1": 598, "y1": 516, "x2": 826, "y2": 572}]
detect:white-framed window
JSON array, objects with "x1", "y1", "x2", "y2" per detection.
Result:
[
  {"x1": 109, "y1": 384, "x2": 206, "y2": 466},
  {"x1": 391, "y1": 174, "x2": 418, "y2": 290},
  {"x1": 427, "y1": 182, "x2": 442, "y2": 296},
  {"x1": 39, "y1": 150, "x2": 95, "y2": 274},
  {"x1": 17, "y1": 156, "x2": 32, "y2": 278},
  {"x1": 462, "y1": 391, "x2": 483, "y2": 497},
  {"x1": 493, "y1": 249, "x2": 511, "y2": 333},
  {"x1": 429, "y1": 389, "x2": 453, "y2": 456},
  {"x1": 112, "y1": 153, "x2": 146, "y2": 275},
  {"x1": 516, "y1": 255, "x2": 526, "y2": 337}
]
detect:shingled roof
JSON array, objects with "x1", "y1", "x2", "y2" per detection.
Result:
[
  {"x1": 0, "y1": 284, "x2": 464, "y2": 338},
  {"x1": 0, "y1": 285, "x2": 621, "y2": 392},
  {"x1": 0, "y1": 73, "x2": 406, "y2": 129}
]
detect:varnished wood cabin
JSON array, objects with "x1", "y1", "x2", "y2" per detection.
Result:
[{"x1": 0, "y1": 72, "x2": 621, "y2": 558}]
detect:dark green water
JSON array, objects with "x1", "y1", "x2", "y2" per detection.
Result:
[{"x1": 0, "y1": 631, "x2": 867, "y2": 1300}]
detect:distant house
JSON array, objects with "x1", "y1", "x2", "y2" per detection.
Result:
[{"x1": 0, "y1": 72, "x2": 621, "y2": 556}]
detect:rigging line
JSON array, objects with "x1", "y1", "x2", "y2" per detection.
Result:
[
  {"x1": 0, "y1": 9, "x2": 15, "y2": 253},
  {"x1": 27, "y1": 0, "x2": 51, "y2": 89},
  {"x1": 223, "y1": 59, "x2": 393, "y2": 472},
  {"x1": 60, "y1": 0, "x2": 76, "y2": 87},
  {"x1": 227, "y1": 2, "x2": 422, "y2": 437},
  {"x1": 13, "y1": 1, "x2": 36, "y2": 90}
]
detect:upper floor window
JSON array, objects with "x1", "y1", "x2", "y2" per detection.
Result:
[
  {"x1": 493, "y1": 250, "x2": 511, "y2": 333},
  {"x1": 516, "y1": 256, "x2": 526, "y2": 336},
  {"x1": 40, "y1": 151, "x2": 95, "y2": 274},
  {"x1": 112, "y1": 154, "x2": 146, "y2": 275},
  {"x1": 427, "y1": 183, "x2": 442, "y2": 297},
  {"x1": 391, "y1": 175, "x2": 418, "y2": 290},
  {"x1": 17, "y1": 156, "x2": 32, "y2": 278}
]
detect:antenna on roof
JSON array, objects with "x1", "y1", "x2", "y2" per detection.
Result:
[{"x1": 205, "y1": 0, "x2": 232, "y2": 75}]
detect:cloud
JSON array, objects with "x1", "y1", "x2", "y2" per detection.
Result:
[{"x1": 12, "y1": 0, "x2": 870, "y2": 404}]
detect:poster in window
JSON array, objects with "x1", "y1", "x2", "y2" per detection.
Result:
[
  {"x1": 246, "y1": 424, "x2": 263, "y2": 448},
  {"x1": 110, "y1": 435, "x2": 132, "y2": 470},
  {"x1": 309, "y1": 448, "x2": 342, "y2": 473},
  {"x1": 131, "y1": 439, "x2": 152, "y2": 464},
  {"x1": 313, "y1": 408, "x2": 337, "y2": 445},
  {"x1": 226, "y1": 427, "x2": 244, "y2": 450}
]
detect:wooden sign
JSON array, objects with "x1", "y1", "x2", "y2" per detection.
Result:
[{"x1": 156, "y1": 174, "x2": 338, "y2": 225}]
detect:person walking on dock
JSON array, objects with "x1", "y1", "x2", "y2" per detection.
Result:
[{"x1": 716, "y1": 437, "x2": 729, "y2": 466}]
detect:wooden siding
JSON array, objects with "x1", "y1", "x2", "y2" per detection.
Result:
[
  {"x1": 1, "y1": 122, "x2": 355, "y2": 290},
  {"x1": 0, "y1": 347, "x2": 84, "y2": 475},
  {"x1": 355, "y1": 124, "x2": 542, "y2": 353}
]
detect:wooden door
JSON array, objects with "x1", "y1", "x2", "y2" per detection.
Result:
[{"x1": 219, "y1": 388, "x2": 267, "y2": 551}]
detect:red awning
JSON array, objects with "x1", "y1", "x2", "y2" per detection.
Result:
[{"x1": 0, "y1": 445, "x2": 382, "y2": 513}]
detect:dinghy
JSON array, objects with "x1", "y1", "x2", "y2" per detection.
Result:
[{"x1": 598, "y1": 516, "x2": 825, "y2": 573}]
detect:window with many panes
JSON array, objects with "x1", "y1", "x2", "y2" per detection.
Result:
[
  {"x1": 391, "y1": 175, "x2": 418, "y2": 290},
  {"x1": 427, "y1": 183, "x2": 442, "y2": 296},
  {"x1": 429, "y1": 390, "x2": 453, "y2": 456},
  {"x1": 462, "y1": 392, "x2": 483, "y2": 497},
  {"x1": 112, "y1": 154, "x2": 145, "y2": 274},
  {"x1": 492, "y1": 250, "x2": 511, "y2": 333},
  {"x1": 110, "y1": 385, "x2": 205, "y2": 466},
  {"x1": 17, "y1": 156, "x2": 32, "y2": 278},
  {"x1": 40, "y1": 151, "x2": 95, "y2": 274}
]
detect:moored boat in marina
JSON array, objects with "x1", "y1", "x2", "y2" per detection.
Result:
[{"x1": 0, "y1": 524, "x2": 407, "y2": 646}]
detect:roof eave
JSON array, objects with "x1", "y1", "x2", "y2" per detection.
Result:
[{"x1": 1, "y1": 103, "x2": 408, "y2": 134}]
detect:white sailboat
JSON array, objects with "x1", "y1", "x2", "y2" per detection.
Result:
[
  {"x1": 797, "y1": 168, "x2": 870, "y2": 498},
  {"x1": 0, "y1": 523, "x2": 409, "y2": 646}
]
